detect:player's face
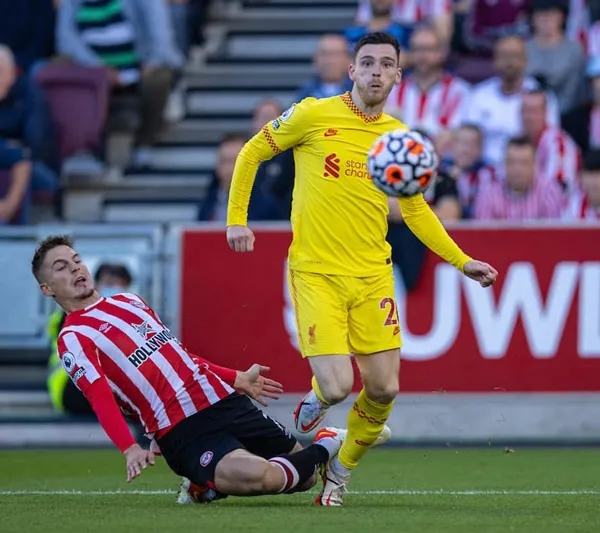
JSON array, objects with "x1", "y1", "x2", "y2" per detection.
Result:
[
  {"x1": 505, "y1": 145, "x2": 535, "y2": 192},
  {"x1": 582, "y1": 170, "x2": 600, "y2": 204},
  {"x1": 410, "y1": 29, "x2": 444, "y2": 75},
  {"x1": 453, "y1": 128, "x2": 482, "y2": 169},
  {"x1": 39, "y1": 245, "x2": 95, "y2": 302},
  {"x1": 350, "y1": 44, "x2": 401, "y2": 106},
  {"x1": 493, "y1": 37, "x2": 526, "y2": 82},
  {"x1": 521, "y1": 94, "x2": 546, "y2": 138}
]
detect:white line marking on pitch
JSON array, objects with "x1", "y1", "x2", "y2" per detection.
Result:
[{"x1": 0, "y1": 489, "x2": 599, "y2": 496}]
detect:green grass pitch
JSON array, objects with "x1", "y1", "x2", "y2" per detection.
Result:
[{"x1": 1, "y1": 448, "x2": 599, "y2": 533}]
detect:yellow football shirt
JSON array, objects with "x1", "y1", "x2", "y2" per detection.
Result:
[{"x1": 227, "y1": 92, "x2": 471, "y2": 277}]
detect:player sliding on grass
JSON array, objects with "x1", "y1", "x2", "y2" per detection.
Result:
[
  {"x1": 227, "y1": 32, "x2": 498, "y2": 506},
  {"x1": 30, "y1": 234, "x2": 394, "y2": 504}
]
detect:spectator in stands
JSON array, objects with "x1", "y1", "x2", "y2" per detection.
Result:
[
  {"x1": 47, "y1": 263, "x2": 133, "y2": 415},
  {"x1": 385, "y1": 25, "x2": 471, "y2": 152},
  {"x1": 562, "y1": 56, "x2": 600, "y2": 152},
  {"x1": 355, "y1": 0, "x2": 453, "y2": 45},
  {"x1": 461, "y1": 0, "x2": 531, "y2": 57},
  {"x1": 521, "y1": 89, "x2": 581, "y2": 194},
  {"x1": 526, "y1": 0, "x2": 585, "y2": 114},
  {"x1": 464, "y1": 35, "x2": 559, "y2": 168},
  {"x1": 0, "y1": 143, "x2": 31, "y2": 224},
  {"x1": 0, "y1": 46, "x2": 58, "y2": 184},
  {"x1": 295, "y1": 34, "x2": 352, "y2": 102},
  {"x1": 562, "y1": 149, "x2": 600, "y2": 220},
  {"x1": 440, "y1": 124, "x2": 496, "y2": 219},
  {"x1": 0, "y1": 0, "x2": 56, "y2": 74},
  {"x1": 247, "y1": 100, "x2": 295, "y2": 220},
  {"x1": 346, "y1": 0, "x2": 413, "y2": 55},
  {"x1": 199, "y1": 133, "x2": 247, "y2": 222},
  {"x1": 474, "y1": 137, "x2": 563, "y2": 220},
  {"x1": 56, "y1": 0, "x2": 183, "y2": 169}
]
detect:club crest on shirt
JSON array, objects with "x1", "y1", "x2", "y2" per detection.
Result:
[
  {"x1": 132, "y1": 320, "x2": 156, "y2": 340},
  {"x1": 200, "y1": 451, "x2": 213, "y2": 467},
  {"x1": 271, "y1": 118, "x2": 280, "y2": 130}
]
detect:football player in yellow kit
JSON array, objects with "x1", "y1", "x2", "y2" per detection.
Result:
[{"x1": 226, "y1": 32, "x2": 497, "y2": 506}]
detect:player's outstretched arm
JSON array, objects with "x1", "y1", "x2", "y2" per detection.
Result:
[
  {"x1": 398, "y1": 194, "x2": 498, "y2": 287},
  {"x1": 195, "y1": 355, "x2": 283, "y2": 405},
  {"x1": 227, "y1": 99, "x2": 315, "y2": 252},
  {"x1": 234, "y1": 364, "x2": 284, "y2": 406},
  {"x1": 85, "y1": 378, "x2": 154, "y2": 482}
]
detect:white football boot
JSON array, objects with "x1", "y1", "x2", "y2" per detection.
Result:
[
  {"x1": 313, "y1": 425, "x2": 392, "y2": 506},
  {"x1": 294, "y1": 390, "x2": 329, "y2": 433}
]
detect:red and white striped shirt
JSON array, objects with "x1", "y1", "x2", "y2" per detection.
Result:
[
  {"x1": 356, "y1": 0, "x2": 451, "y2": 25},
  {"x1": 562, "y1": 190, "x2": 600, "y2": 220},
  {"x1": 534, "y1": 126, "x2": 581, "y2": 194},
  {"x1": 386, "y1": 74, "x2": 471, "y2": 137},
  {"x1": 456, "y1": 164, "x2": 496, "y2": 216},
  {"x1": 474, "y1": 179, "x2": 564, "y2": 220},
  {"x1": 57, "y1": 293, "x2": 235, "y2": 438}
]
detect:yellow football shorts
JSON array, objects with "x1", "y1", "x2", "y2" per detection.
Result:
[{"x1": 287, "y1": 268, "x2": 403, "y2": 357}]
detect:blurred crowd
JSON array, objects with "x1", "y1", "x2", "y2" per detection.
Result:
[
  {"x1": 1, "y1": 0, "x2": 600, "y2": 226},
  {"x1": 0, "y1": 0, "x2": 210, "y2": 224}
]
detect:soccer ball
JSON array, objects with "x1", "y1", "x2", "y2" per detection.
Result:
[{"x1": 367, "y1": 129, "x2": 438, "y2": 197}]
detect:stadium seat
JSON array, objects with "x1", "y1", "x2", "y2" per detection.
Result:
[{"x1": 35, "y1": 63, "x2": 110, "y2": 160}]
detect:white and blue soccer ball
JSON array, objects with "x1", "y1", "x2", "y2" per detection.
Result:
[{"x1": 367, "y1": 129, "x2": 438, "y2": 197}]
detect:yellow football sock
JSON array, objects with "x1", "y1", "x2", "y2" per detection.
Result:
[
  {"x1": 311, "y1": 375, "x2": 330, "y2": 405},
  {"x1": 337, "y1": 388, "x2": 394, "y2": 470}
]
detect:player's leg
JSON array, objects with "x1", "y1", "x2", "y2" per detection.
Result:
[
  {"x1": 287, "y1": 269, "x2": 355, "y2": 432},
  {"x1": 316, "y1": 272, "x2": 401, "y2": 506},
  {"x1": 214, "y1": 428, "x2": 342, "y2": 496},
  {"x1": 168, "y1": 393, "x2": 342, "y2": 502},
  {"x1": 220, "y1": 392, "x2": 319, "y2": 493}
]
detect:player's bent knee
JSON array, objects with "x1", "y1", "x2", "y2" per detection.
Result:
[
  {"x1": 310, "y1": 355, "x2": 354, "y2": 405},
  {"x1": 365, "y1": 379, "x2": 399, "y2": 405},
  {"x1": 322, "y1": 381, "x2": 352, "y2": 404}
]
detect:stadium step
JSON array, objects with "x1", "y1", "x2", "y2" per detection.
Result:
[
  {"x1": 225, "y1": 33, "x2": 321, "y2": 61},
  {"x1": 0, "y1": 366, "x2": 47, "y2": 391},
  {"x1": 185, "y1": 63, "x2": 313, "y2": 89},
  {"x1": 186, "y1": 89, "x2": 296, "y2": 116},
  {"x1": 162, "y1": 118, "x2": 253, "y2": 137}
]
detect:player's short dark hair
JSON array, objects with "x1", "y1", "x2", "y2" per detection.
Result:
[
  {"x1": 506, "y1": 136, "x2": 535, "y2": 151},
  {"x1": 583, "y1": 150, "x2": 600, "y2": 172},
  {"x1": 95, "y1": 263, "x2": 133, "y2": 285},
  {"x1": 31, "y1": 234, "x2": 74, "y2": 283},
  {"x1": 353, "y1": 32, "x2": 401, "y2": 61}
]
